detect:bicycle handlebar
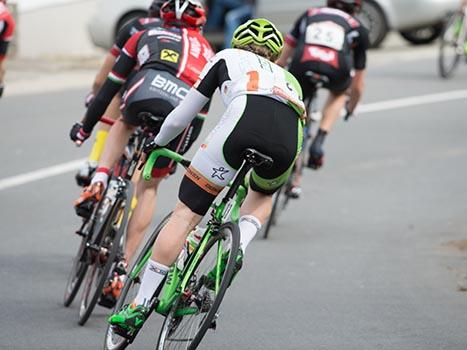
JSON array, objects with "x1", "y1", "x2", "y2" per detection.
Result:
[{"x1": 142, "y1": 148, "x2": 191, "y2": 181}]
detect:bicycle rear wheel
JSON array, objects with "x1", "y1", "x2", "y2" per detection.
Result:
[
  {"x1": 78, "y1": 190, "x2": 130, "y2": 326},
  {"x1": 439, "y1": 12, "x2": 465, "y2": 78},
  {"x1": 64, "y1": 198, "x2": 107, "y2": 307},
  {"x1": 103, "y1": 213, "x2": 171, "y2": 350},
  {"x1": 262, "y1": 186, "x2": 284, "y2": 239},
  {"x1": 156, "y1": 222, "x2": 240, "y2": 350}
]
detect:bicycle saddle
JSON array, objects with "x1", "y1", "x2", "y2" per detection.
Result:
[
  {"x1": 305, "y1": 71, "x2": 330, "y2": 87},
  {"x1": 138, "y1": 112, "x2": 165, "y2": 129}
]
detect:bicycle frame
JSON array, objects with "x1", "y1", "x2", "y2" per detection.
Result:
[
  {"x1": 455, "y1": 8, "x2": 467, "y2": 55},
  {"x1": 135, "y1": 148, "x2": 249, "y2": 316}
]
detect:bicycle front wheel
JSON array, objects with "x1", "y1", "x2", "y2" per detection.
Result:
[
  {"x1": 103, "y1": 213, "x2": 172, "y2": 350},
  {"x1": 63, "y1": 231, "x2": 89, "y2": 307},
  {"x1": 439, "y1": 12, "x2": 464, "y2": 78},
  {"x1": 156, "y1": 222, "x2": 241, "y2": 350},
  {"x1": 78, "y1": 193, "x2": 129, "y2": 326}
]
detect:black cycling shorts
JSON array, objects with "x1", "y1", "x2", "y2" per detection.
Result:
[
  {"x1": 289, "y1": 59, "x2": 352, "y2": 97},
  {"x1": 121, "y1": 68, "x2": 203, "y2": 178},
  {"x1": 178, "y1": 95, "x2": 302, "y2": 216}
]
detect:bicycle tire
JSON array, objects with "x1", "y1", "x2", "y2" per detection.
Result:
[
  {"x1": 262, "y1": 186, "x2": 284, "y2": 239},
  {"x1": 64, "y1": 194, "x2": 109, "y2": 307},
  {"x1": 103, "y1": 212, "x2": 172, "y2": 350},
  {"x1": 156, "y1": 222, "x2": 241, "y2": 350},
  {"x1": 439, "y1": 12, "x2": 464, "y2": 78},
  {"x1": 63, "y1": 233, "x2": 89, "y2": 307},
  {"x1": 78, "y1": 182, "x2": 133, "y2": 326}
]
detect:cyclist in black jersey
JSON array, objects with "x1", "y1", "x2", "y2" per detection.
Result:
[
  {"x1": 277, "y1": 0, "x2": 369, "y2": 196},
  {"x1": 69, "y1": 0, "x2": 212, "y2": 308},
  {"x1": 75, "y1": 0, "x2": 165, "y2": 186}
]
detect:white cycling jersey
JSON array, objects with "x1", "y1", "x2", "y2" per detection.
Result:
[
  {"x1": 154, "y1": 48, "x2": 305, "y2": 147},
  {"x1": 195, "y1": 48, "x2": 306, "y2": 116}
]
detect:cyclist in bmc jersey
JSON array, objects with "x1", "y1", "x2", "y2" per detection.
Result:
[
  {"x1": 109, "y1": 18, "x2": 305, "y2": 332},
  {"x1": 277, "y1": 0, "x2": 369, "y2": 195},
  {"x1": 69, "y1": 0, "x2": 213, "y2": 307},
  {"x1": 0, "y1": 0, "x2": 15, "y2": 98},
  {"x1": 76, "y1": 0, "x2": 165, "y2": 186}
]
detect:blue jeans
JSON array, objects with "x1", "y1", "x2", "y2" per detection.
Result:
[
  {"x1": 224, "y1": 5, "x2": 254, "y2": 48},
  {"x1": 205, "y1": 0, "x2": 254, "y2": 48}
]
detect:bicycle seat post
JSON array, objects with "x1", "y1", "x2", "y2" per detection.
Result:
[{"x1": 222, "y1": 149, "x2": 273, "y2": 204}]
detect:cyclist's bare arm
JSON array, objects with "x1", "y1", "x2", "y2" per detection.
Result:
[
  {"x1": 347, "y1": 69, "x2": 365, "y2": 114},
  {"x1": 92, "y1": 53, "x2": 117, "y2": 94},
  {"x1": 276, "y1": 42, "x2": 295, "y2": 67},
  {"x1": 277, "y1": 11, "x2": 307, "y2": 67}
]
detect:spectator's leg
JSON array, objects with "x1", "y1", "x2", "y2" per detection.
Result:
[
  {"x1": 224, "y1": 5, "x2": 254, "y2": 48},
  {"x1": 205, "y1": 0, "x2": 244, "y2": 31}
]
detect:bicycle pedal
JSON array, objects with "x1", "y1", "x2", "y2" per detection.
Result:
[
  {"x1": 110, "y1": 325, "x2": 133, "y2": 340},
  {"x1": 209, "y1": 313, "x2": 219, "y2": 330},
  {"x1": 98, "y1": 294, "x2": 116, "y2": 309}
]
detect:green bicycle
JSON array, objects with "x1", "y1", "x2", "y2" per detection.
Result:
[
  {"x1": 104, "y1": 147, "x2": 273, "y2": 350},
  {"x1": 439, "y1": 8, "x2": 467, "y2": 79}
]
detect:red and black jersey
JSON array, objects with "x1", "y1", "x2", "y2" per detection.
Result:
[
  {"x1": 286, "y1": 7, "x2": 369, "y2": 70},
  {"x1": 83, "y1": 26, "x2": 214, "y2": 133},
  {"x1": 110, "y1": 17, "x2": 162, "y2": 58},
  {"x1": 0, "y1": 3, "x2": 15, "y2": 61},
  {"x1": 120, "y1": 26, "x2": 214, "y2": 86}
]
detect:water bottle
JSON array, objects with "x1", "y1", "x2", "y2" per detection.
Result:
[
  {"x1": 187, "y1": 226, "x2": 205, "y2": 254},
  {"x1": 176, "y1": 245, "x2": 187, "y2": 270}
]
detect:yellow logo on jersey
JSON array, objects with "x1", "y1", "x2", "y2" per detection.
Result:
[{"x1": 160, "y1": 49, "x2": 179, "y2": 63}]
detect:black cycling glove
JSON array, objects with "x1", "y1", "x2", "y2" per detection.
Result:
[{"x1": 69, "y1": 122, "x2": 91, "y2": 143}]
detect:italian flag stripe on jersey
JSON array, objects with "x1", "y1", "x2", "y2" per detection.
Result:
[{"x1": 108, "y1": 71, "x2": 126, "y2": 85}]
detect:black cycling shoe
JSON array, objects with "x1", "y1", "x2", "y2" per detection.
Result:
[
  {"x1": 286, "y1": 186, "x2": 302, "y2": 199},
  {"x1": 74, "y1": 200, "x2": 95, "y2": 219},
  {"x1": 74, "y1": 182, "x2": 104, "y2": 219},
  {"x1": 307, "y1": 153, "x2": 324, "y2": 170},
  {"x1": 75, "y1": 162, "x2": 97, "y2": 187},
  {"x1": 99, "y1": 261, "x2": 127, "y2": 308}
]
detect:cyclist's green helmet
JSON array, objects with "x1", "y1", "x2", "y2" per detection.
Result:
[{"x1": 231, "y1": 18, "x2": 284, "y2": 57}]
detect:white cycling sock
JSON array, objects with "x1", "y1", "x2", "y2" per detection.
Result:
[
  {"x1": 238, "y1": 215, "x2": 261, "y2": 253},
  {"x1": 91, "y1": 171, "x2": 109, "y2": 187},
  {"x1": 134, "y1": 259, "x2": 169, "y2": 307}
]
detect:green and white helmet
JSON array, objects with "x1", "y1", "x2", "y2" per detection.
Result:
[{"x1": 231, "y1": 18, "x2": 284, "y2": 57}]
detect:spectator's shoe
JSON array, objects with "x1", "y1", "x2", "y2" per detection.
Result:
[
  {"x1": 108, "y1": 303, "x2": 149, "y2": 338},
  {"x1": 204, "y1": 249, "x2": 243, "y2": 290},
  {"x1": 75, "y1": 161, "x2": 97, "y2": 187},
  {"x1": 74, "y1": 182, "x2": 104, "y2": 218},
  {"x1": 99, "y1": 260, "x2": 128, "y2": 308}
]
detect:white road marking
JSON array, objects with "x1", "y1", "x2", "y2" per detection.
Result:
[
  {"x1": 358, "y1": 90, "x2": 467, "y2": 114},
  {"x1": 0, "y1": 158, "x2": 86, "y2": 191},
  {"x1": 1, "y1": 89, "x2": 467, "y2": 191}
]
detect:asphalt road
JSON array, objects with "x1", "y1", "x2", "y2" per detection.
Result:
[{"x1": 2, "y1": 46, "x2": 467, "y2": 350}]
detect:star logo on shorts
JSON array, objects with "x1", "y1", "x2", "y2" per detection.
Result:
[{"x1": 211, "y1": 167, "x2": 229, "y2": 180}]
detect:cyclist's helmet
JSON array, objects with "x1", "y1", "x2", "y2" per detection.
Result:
[
  {"x1": 231, "y1": 18, "x2": 284, "y2": 59},
  {"x1": 160, "y1": 0, "x2": 206, "y2": 28},
  {"x1": 148, "y1": 0, "x2": 166, "y2": 18},
  {"x1": 327, "y1": 0, "x2": 362, "y2": 14}
]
